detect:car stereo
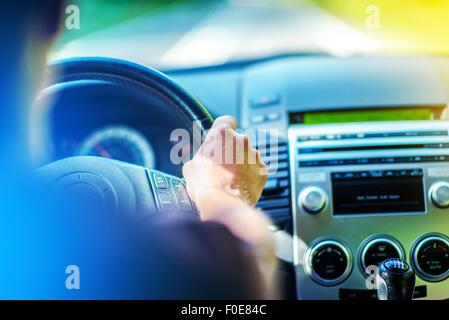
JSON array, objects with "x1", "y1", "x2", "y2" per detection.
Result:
[
  {"x1": 331, "y1": 169, "x2": 425, "y2": 215},
  {"x1": 288, "y1": 121, "x2": 449, "y2": 300}
]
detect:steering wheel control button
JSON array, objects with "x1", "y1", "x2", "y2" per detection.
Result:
[
  {"x1": 305, "y1": 239, "x2": 352, "y2": 286},
  {"x1": 170, "y1": 179, "x2": 193, "y2": 211},
  {"x1": 157, "y1": 192, "x2": 175, "y2": 210},
  {"x1": 412, "y1": 235, "x2": 449, "y2": 282},
  {"x1": 430, "y1": 181, "x2": 449, "y2": 208},
  {"x1": 153, "y1": 173, "x2": 167, "y2": 189},
  {"x1": 360, "y1": 237, "x2": 404, "y2": 275},
  {"x1": 298, "y1": 187, "x2": 327, "y2": 214},
  {"x1": 148, "y1": 170, "x2": 197, "y2": 214}
]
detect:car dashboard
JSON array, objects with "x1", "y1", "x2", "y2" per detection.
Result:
[{"x1": 43, "y1": 55, "x2": 449, "y2": 300}]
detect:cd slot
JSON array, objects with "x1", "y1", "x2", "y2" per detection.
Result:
[
  {"x1": 299, "y1": 155, "x2": 449, "y2": 167},
  {"x1": 299, "y1": 143, "x2": 449, "y2": 154},
  {"x1": 297, "y1": 130, "x2": 448, "y2": 142}
]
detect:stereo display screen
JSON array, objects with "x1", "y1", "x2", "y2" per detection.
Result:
[{"x1": 331, "y1": 169, "x2": 425, "y2": 215}]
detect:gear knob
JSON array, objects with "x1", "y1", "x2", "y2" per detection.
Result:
[{"x1": 376, "y1": 258, "x2": 416, "y2": 300}]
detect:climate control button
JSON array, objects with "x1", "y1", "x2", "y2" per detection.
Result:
[
  {"x1": 360, "y1": 236, "x2": 404, "y2": 275},
  {"x1": 298, "y1": 186, "x2": 327, "y2": 214},
  {"x1": 305, "y1": 239, "x2": 352, "y2": 286},
  {"x1": 412, "y1": 234, "x2": 449, "y2": 282},
  {"x1": 430, "y1": 181, "x2": 449, "y2": 208}
]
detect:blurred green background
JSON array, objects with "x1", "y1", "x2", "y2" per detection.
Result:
[
  {"x1": 54, "y1": 0, "x2": 207, "y2": 49},
  {"x1": 56, "y1": 0, "x2": 449, "y2": 56}
]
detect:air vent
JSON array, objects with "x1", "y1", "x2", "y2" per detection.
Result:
[{"x1": 256, "y1": 139, "x2": 291, "y2": 223}]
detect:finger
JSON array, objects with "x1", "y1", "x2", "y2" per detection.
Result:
[
  {"x1": 254, "y1": 148, "x2": 262, "y2": 163},
  {"x1": 232, "y1": 133, "x2": 250, "y2": 164},
  {"x1": 234, "y1": 133, "x2": 249, "y2": 148},
  {"x1": 182, "y1": 160, "x2": 192, "y2": 179},
  {"x1": 212, "y1": 115, "x2": 237, "y2": 130}
]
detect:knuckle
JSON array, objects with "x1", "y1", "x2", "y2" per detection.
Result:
[
  {"x1": 214, "y1": 115, "x2": 237, "y2": 129},
  {"x1": 216, "y1": 126, "x2": 230, "y2": 139}
]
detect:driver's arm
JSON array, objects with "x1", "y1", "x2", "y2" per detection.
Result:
[{"x1": 183, "y1": 116, "x2": 277, "y2": 298}]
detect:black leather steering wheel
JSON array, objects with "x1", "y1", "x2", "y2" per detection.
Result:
[
  {"x1": 36, "y1": 57, "x2": 214, "y2": 218},
  {"x1": 43, "y1": 57, "x2": 213, "y2": 137}
]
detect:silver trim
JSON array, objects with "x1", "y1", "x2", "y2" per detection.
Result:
[
  {"x1": 359, "y1": 235, "x2": 405, "y2": 276},
  {"x1": 298, "y1": 186, "x2": 327, "y2": 214},
  {"x1": 411, "y1": 234, "x2": 449, "y2": 282},
  {"x1": 304, "y1": 239, "x2": 353, "y2": 286},
  {"x1": 290, "y1": 121, "x2": 449, "y2": 299},
  {"x1": 429, "y1": 181, "x2": 449, "y2": 208}
]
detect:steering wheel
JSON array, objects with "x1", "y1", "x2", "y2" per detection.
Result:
[{"x1": 36, "y1": 57, "x2": 213, "y2": 218}]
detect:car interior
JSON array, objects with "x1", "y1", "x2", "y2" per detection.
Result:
[{"x1": 32, "y1": 0, "x2": 449, "y2": 300}]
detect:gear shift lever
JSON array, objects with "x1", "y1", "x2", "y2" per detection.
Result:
[{"x1": 376, "y1": 258, "x2": 416, "y2": 300}]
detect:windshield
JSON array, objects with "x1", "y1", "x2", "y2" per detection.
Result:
[{"x1": 51, "y1": 0, "x2": 449, "y2": 69}]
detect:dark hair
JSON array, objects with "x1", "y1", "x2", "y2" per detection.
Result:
[
  {"x1": 0, "y1": 1, "x2": 65, "y2": 170},
  {"x1": 0, "y1": 1, "x2": 65, "y2": 39}
]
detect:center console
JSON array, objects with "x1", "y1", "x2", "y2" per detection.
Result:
[{"x1": 289, "y1": 121, "x2": 449, "y2": 299}]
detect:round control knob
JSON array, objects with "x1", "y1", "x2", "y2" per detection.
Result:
[
  {"x1": 430, "y1": 182, "x2": 449, "y2": 208},
  {"x1": 298, "y1": 187, "x2": 327, "y2": 214},
  {"x1": 360, "y1": 236, "x2": 404, "y2": 275},
  {"x1": 305, "y1": 239, "x2": 352, "y2": 286},
  {"x1": 412, "y1": 234, "x2": 449, "y2": 282}
]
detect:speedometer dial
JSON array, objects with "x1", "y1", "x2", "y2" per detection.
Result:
[{"x1": 79, "y1": 126, "x2": 155, "y2": 168}]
